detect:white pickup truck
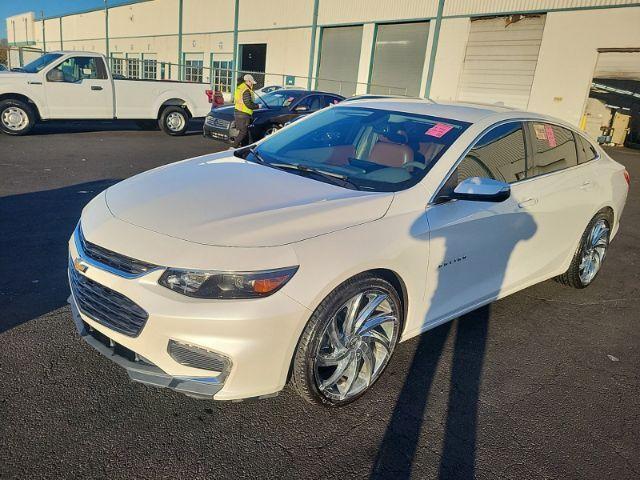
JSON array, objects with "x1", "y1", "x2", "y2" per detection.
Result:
[{"x1": 0, "y1": 51, "x2": 211, "y2": 136}]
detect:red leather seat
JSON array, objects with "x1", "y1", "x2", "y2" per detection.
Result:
[{"x1": 369, "y1": 141, "x2": 414, "y2": 168}]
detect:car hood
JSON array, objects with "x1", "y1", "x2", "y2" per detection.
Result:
[
  {"x1": 104, "y1": 152, "x2": 393, "y2": 247},
  {"x1": 209, "y1": 105, "x2": 271, "y2": 119}
]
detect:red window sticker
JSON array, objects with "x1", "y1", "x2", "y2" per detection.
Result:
[
  {"x1": 544, "y1": 124, "x2": 557, "y2": 148},
  {"x1": 426, "y1": 123, "x2": 454, "y2": 138}
]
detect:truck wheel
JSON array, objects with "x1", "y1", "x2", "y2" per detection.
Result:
[
  {"x1": 0, "y1": 99, "x2": 36, "y2": 136},
  {"x1": 159, "y1": 106, "x2": 189, "y2": 136}
]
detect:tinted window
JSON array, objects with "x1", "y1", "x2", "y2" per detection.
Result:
[
  {"x1": 251, "y1": 106, "x2": 469, "y2": 192},
  {"x1": 49, "y1": 56, "x2": 108, "y2": 83},
  {"x1": 297, "y1": 95, "x2": 324, "y2": 111},
  {"x1": 528, "y1": 123, "x2": 578, "y2": 177},
  {"x1": 20, "y1": 53, "x2": 63, "y2": 73},
  {"x1": 258, "y1": 91, "x2": 301, "y2": 108},
  {"x1": 575, "y1": 134, "x2": 598, "y2": 164},
  {"x1": 323, "y1": 95, "x2": 343, "y2": 107}
]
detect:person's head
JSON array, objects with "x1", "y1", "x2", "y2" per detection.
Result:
[{"x1": 243, "y1": 74, "x2": 257, "y2": 88}]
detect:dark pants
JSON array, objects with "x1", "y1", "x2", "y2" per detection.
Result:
[{"x1": 232, "y1": 111, "x2": 252, "y2": 148}]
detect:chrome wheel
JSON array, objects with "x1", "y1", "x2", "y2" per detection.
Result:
[
  {"x1": 579, "y1": 219, "x2": 609, "y2": 285},
  {"x1": 2, "y1": 106, "x2": 29, "y2": 131},
  {"x1": 314, "y1": 290, "x2": 400, "y2": 402},
  {"x1": 166, "y1": 112, "x2": 186, "y2": 132},
  {"x1": 264, "y1": 126, "x2": 279, "y2": 136}
]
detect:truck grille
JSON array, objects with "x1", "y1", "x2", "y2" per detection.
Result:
[
  {"x1": 69, "y1": 258, "x2": 149, "y2": 337},
  {"x1": 205, "y1": 116, "x2": 231, "y2": 129},
  {"x1": 78, "y1": 226, "x2": 158, "y2": 276}
]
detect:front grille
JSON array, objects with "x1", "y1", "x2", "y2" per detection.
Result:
[
  {"x1": 69, "y1": 258, "x2": 149, "y2": 337},
  {"x1": 168, "y1": 340, "x2": 229, "y2": 372},
  {"x1": 206, "y1": 116, "x2": 230, "y2": 129},
  {"x1": 78, "y1": 226, "x2": 158, "y2": 276}
]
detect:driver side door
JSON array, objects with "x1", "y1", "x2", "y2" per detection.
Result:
[
  {"x1": 45, "y1": 56, "x2": 113, "y2": 119},
  {"x1": 424, "y1": 122, "x2": 538, "y2": 325}
]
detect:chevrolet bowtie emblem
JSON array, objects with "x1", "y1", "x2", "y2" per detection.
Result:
[{"x1": 73, "y1": 257, "x2": 89, "y2": 273}]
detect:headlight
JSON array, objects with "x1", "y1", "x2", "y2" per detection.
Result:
[{"x1": 159, "y1": 266, "x2": 298, "y2": 299}]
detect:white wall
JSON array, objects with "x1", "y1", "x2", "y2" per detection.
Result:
[
  {"x1": 528, "y1": 7, "x2": 640, "y2": 126},
  {"x1": 428, "y1": 18, "x2": 470, "y2": 101}
]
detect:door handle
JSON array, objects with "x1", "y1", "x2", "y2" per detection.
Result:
[
  {"x1": 580, "y1": 180, "x2": 593, "y2": 190},
  {"x1": 91, "y1": 86, "x2": 103, "y2": 91},
  {"x1": 518, "y1": 197, "x2": 538, "y2": 208}
]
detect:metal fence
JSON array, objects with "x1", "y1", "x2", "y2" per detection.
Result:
[{"x1": 3, "y1": 47, "x2": 408, "y2": 97}]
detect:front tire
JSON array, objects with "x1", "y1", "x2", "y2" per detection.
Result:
[
  {"x1": 264, "y1": 124, "x2": 281, "y2": 136},
  {"x1": 291, "y1": 274, "x2": 402, "y2": 407},
  {"x1": 0, "y1": 99, "x2": 35, "y2": 136},
  {"x1": 555, "y1": 212, "x2": 611, "y2": 289},
  {"x1": 159, "y1": 106, "x2": 189, "y2": 136}
]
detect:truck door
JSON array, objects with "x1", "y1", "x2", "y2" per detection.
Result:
[{"x1": 44, "y1": 55, "x2": 113, "y2": 119}]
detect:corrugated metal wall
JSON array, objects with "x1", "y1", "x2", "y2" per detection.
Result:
[{"x1": 443, "y1": 0, "x2": 640, "y2": 16}]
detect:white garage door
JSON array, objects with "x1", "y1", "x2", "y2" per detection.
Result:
[
  {"x1": 593, "y1": 51, "x2": 640, "y2": 81},
  {"x1": 457, "y1": 15, "x2": 546, "y2": 109},
  {"x1": 316, "y1": 25, "x2": 363, "y2": 97}
]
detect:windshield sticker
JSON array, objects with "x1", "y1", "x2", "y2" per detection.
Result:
[
  {"x1": 533, "y1": 123, "x2": 547, "y2": 140},
  {"x1": 426, "y1": 123, "x2": 454, "y2": 138},
  {"x1": 545, "y1": 125, "x2": 557, "y2": 147}
]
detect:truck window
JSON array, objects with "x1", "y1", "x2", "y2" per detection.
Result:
[{"x1": 48, "y1": 56, "x2": 108, "y2": 83}]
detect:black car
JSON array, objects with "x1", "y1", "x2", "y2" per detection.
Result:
[{"x1": 203, "y1": 89, "x2": 344, "y2": 143}]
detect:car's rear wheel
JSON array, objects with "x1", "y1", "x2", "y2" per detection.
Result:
[
  {"x1": 555, "y1": 212, "x2": 611, "y2": 288},
  {"x1": 159, "y1": 106, "x2": 189, "y2": 136},
  {"x1": 291, "y1": 274, "x2": 402, "y2": 406},
  {"x1": 264, "y1": 124, "x2": 281, "y2": 136},
  {"x1": 0, "y1": 99, "x2": 35, "y2": 136}
]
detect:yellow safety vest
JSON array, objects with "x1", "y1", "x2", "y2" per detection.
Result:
[{"x1": 234, "y1": 82, "x2": 254, "y2": 115}]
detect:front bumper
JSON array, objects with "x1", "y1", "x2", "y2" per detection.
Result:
[
  {"x1": 203, "y1": 115, "x2": 232, "y2": 142},
  {"x1": 67, "y1": 224, "x2": 310, "y2": 401}
]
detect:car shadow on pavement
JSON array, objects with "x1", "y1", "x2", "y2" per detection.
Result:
[
  {"x1": 0, "y1": 180, "x2": 118, "y2": 334},
  {"x1": 29, "y1": 119, "x2": 205, "y2": 136},
  {"x1": 370, "y1": 208, "x2": 537, "y2": 479}
]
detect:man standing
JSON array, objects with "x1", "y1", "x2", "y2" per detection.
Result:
[{"x1": 232, "y1": 74, "x2": 260, "y2": 148}]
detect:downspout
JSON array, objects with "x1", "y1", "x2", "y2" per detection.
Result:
[
  {"x1": 41, "y1": 13, "x2": 46, "y2": 53},
  {"x1": 177, "y1": 0, "x2": 184, "y2": 80},
  {"x1": 424, "y1": 0, "x2": 445, "y2": 98},
  {"x1": 306, "y1": 0, "x2": 320, "y2": 90},
  {"x1": 232, "y1": 0, "x2": 240, "y2": 89},
  {"x1": 104, "y1": 0, "x2": 110, "y2": 60},
  {"x1": 59, "y1": 17, "x2": 63, "y2": 50}
]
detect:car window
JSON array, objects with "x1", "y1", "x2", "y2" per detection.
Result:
[
  {"x1": 259, "y1": 91, "x2": 299, "y2": 108},
  {"x1": 296, "y1": 95, "x2": 324, "y2": 111},
  {"x1": 18, "y1": 53, "x2": 63, "y2": 73},
  {"x1": 527, "y1": 122, "x2": 578, "y2": 177},
  {"x1": 323, "y1": 95, "x2": 342, "y2": 107},
  {"x1": 251, "y1": 106, "x2": 469, "y2": 192},
  {"x1": 437, "y1": 122, "x2": 526, "y2": 198},
  {"x1": 575, "y1": 133, "x2": 598, "y2": 164},
  {"x1": 48, "y1": 56, "x2": 108, "y2": 83}
]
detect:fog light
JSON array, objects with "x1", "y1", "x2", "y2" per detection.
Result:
[{"x1": 168, "y1": 340, "x2": 231, "y2": 373}]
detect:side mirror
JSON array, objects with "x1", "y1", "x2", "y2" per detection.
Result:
[
  {"x1": 293, "y1": 105, "x2": 309, "y2": 113},
  {"x1": 46, "y1": 69, "x2": 64, "y2": 82},
  {"x1": 450, "y1": 177, "x2": 510, "y2": 202}
]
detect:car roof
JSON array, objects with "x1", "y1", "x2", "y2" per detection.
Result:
[
  {"x1": 271, "y1": 89, "x2": 344, "y2": 97},
  {"x1": 335, "y1": 97, "x2": 556, "y2": 124}
]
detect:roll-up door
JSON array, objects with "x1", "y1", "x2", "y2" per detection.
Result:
[
  {"x1": 457, "y1": 15, "x2": 546, "y2": 109},
  {"x1": 369, "y1": 22, "x2": 430, "y2": 97},
  {"x1": 316, "y1": 25, "x2": 363, "y2": 97}
]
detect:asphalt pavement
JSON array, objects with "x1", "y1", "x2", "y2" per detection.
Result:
[{"x1": 1, "y1": 121, "x2": 638, "y2": 479}]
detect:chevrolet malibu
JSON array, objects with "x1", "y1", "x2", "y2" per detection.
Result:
[{"x1": 68, "y1": 99, "x2": 629, "y2": 406}]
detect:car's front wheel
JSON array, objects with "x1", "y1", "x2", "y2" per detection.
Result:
[
  {"x1": 556, "y1": 212, "x2": 611, "y2": 288},
  {"x1": 0, "y1": 99, "x2": 36, "y2": 136},
  {"x1": 291, "y1": 274, "x2": 402, "y2": 406}
]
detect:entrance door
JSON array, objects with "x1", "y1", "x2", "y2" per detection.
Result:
[{"x1": 239, "y1": 43, "x2": 267, "y2": 88}]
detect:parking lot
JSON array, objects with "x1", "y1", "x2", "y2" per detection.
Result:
[{"x1": 1, "y1": 123, "x2": 638, "y2": 479}]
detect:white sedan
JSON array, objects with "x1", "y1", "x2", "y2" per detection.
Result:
[{"x1": 68, "y1": 99, "x2": 629, "y2": 406}]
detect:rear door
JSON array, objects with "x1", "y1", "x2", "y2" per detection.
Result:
[{"x1": 44, "y1": 55, "x2": 113, "y2": 119}]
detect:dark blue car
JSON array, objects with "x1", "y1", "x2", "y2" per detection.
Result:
[{"x1": 203, "y1": 89, "x2": 344, "y2": 143}]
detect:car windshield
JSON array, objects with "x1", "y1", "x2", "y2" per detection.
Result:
[
  {"x1": 249, "y1": 106, "x2": 469, "y2": 192},
  {"x1": 256, "y1": 91, "x2": 300, "y2": 109},
  {"x1": 18, "y1": 53, "x2": 64, "y2": 73}
]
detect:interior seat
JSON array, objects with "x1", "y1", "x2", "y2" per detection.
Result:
[{"x1": 369, "y1": 141, "x2": 414, "y2": 168}]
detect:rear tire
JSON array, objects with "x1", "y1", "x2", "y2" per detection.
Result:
[
  {"x1": 159, "y1": 106, "x2": 189, "y2": 136},
  {"x1": 0, "y1": 99, "x2": 35, "y2": 136},
  {"x1": 291, "y1": 274, "x2": 402, "y2": 407},
  {"x1": 555, "y1": 212, "x2": 611, "y2": 289}
]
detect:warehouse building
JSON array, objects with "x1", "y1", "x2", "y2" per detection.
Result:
[{"x1": 5, "y1": 0, "x2": 640, "y2": 144}]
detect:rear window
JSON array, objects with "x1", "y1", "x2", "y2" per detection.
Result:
[
  {"x1": 575, "y1": 134, "x2": 598, "y2": 164},
  {"x1": 527, "y1": 123, "x2": 578, "y2": 178}
]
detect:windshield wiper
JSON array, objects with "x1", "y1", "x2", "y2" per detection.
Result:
[
  {"x1": 245, "y1": 146, "x2": 267, "y2": 164},
  {"x1": 269, "y1": 162, "x2": 361, "y2": 190}
]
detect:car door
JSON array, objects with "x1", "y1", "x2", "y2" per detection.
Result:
[
  {"x1": 44, "y1": 55, "x2": 113, "y2": 119},
  {"x1": 424, "y1": 122, "x2": 538, "y2": 325}
]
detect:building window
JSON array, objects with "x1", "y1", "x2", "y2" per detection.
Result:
[
  {"x1": 212, "y1": 60, "x2": 233, "y2": 93},
  {"x1": 111, "y1": 55, "x2": 124, "y2": 77},
  {"x1": 143, "y1": 54, "x2": 157, "y2": 80},
  {"x1": 184, "y1": 54, "x2": 203, "y2": 83},
  {"x1": 127, "y1": 54, "x2": 140, "y2": 79}
]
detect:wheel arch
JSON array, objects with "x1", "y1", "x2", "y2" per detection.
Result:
[
  {"x1": 157, "y1": 97, "x2": 193, "y2": 119},
  {"x1": 0, "y1": 93, "x2": 42, "y2": 120}
]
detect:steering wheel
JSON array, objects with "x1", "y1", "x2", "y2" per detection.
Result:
[{"x1": 402, "y1": 161, "x2": 427, "y2": 171}]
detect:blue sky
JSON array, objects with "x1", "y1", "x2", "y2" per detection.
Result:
[{"x1": 1, "y1": 1, "x2": 137, "y2": 39}]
